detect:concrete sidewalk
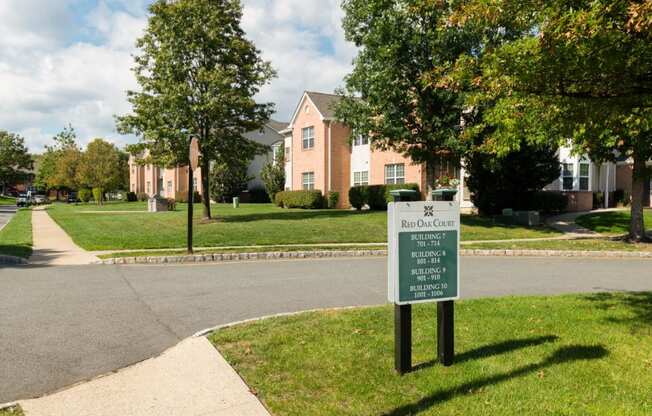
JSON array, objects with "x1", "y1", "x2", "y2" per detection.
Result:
[
  {"x1": 30, "y1": 207, "x2": 99, "y2": 266},
  {"x1": 20, "y1": 337, "x2": 270, "y2": 416},
  {"x1": 544, "y1": 209, "x2": 622, "y2": 237}
]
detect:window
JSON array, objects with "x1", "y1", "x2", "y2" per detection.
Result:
[
  {"x1": 562, "y1": 163, "x2": 574, "y2": 190},
  {"x1": 579, "y1": 162, "x2": 590, "y2": 191},
  {"x1": 353, "y1": 171, "x2": 369, "y2": 186},
  {"x1": 385, "y1": 164, "x2": 405, "y2": 185},
  {"x1": 193, "y1": 177, "x2": 198, "y2": 191},
  {"x1": 353, "y1": 135, "x2": 369, "y2": 146},
  {"x1": 167, "y1": 181, "x2": 173, "y2": 196},
  {"x1": 302, "y1": 126, "x2": 315, "y2": 149},
  {"x1": 302, "y1": 172, "x2": 315, "y2": 190},
  {"x1": 146, "y1": 181, "x2": 151, "y2": 194}
]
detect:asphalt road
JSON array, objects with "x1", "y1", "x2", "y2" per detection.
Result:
[
  {"x1": 1, "y1": 256, "x2": 651, "y2": 403},
  {"x1": 0, "y1": 206, "x2": 17, "y2": 232}
]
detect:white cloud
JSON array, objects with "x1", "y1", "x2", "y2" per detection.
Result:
[{"x1": 0, "y1": 0, "x2": 357, "y2": 153}]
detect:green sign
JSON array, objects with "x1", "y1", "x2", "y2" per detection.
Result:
[
  {"x1": 388, "y1": 201, "x2": 460, "y2": 304},
  {"x1": 398, "y1": 231, "x2": 458, "y2": 303}
]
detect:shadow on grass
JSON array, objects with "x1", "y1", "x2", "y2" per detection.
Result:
[
  {"x1": 221, "y1": 209, "x2": 381, "y2": 223},
  {"x1": 384, "y1": 345, "x2": 608, "y2": 416},
  {"x1": 413, "y1": 335, "x2": 559, "y2": 371},
  {"x1": 582, "y1": 292, "x2": 652, "y2": 333},
  {"x1": 0, "y1": 245, "x2": 31, "y2": 259}
]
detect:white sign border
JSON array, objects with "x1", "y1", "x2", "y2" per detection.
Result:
[{"x1": 388, "y1": 201, "x2": 461, "y2": 305}]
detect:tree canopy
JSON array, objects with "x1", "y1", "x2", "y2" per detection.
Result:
[
  {"x1": 117, "y1": 0, "x2": 275, "y2": 219},
  {"x1": 0, "y1": 130, "x2": 32, "y2": 194},
  {"x1": 450, "y1": 0, "x2": 652, "y2": 240},
  {"x1": 76, "y1": 139, "x2": 124, "y2": 204}
]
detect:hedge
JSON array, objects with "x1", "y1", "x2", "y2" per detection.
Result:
[
  {"x1": 274, "y1": 190, "x2": 325, "y2": 209},
  {"x1": 349, "y1": 183, "x2": 420, "y2": 210}
]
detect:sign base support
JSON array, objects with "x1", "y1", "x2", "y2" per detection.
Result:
[
  {"x1": 437, "y1": 300, "x2": 454, "y2": 366},
  {"x1": 394, "y1": 304, "x2": 411, "y2": 375}
]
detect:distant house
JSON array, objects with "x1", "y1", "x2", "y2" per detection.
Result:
[
  {"x1": 278, "y1": 91, "x2": 473, "y2": 209},
  {"x1": 128, "y1": 120, "x2": 286, "y2": 200}
]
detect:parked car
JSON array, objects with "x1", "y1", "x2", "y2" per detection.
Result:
[
  {"x1": 16, "y1": 193, "x2": 30, "y2": 207},
  {"x1": 67, "y1": 193, "x2": 79, "y2": 203},
  {"x1": 33, "y1": 195, "x2": 48, "y2": 205}
]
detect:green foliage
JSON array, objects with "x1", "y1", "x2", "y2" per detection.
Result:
[
  {"x1": 526, "y1": 192, "x2": 569, "y2": 215},
  {"x1": 76, "y1": 139, "x2": 124, "y2": 201},
  {"x1": 327, "y1": 191, "x2": 340, "y2": 209},
  {"x1": 209, "y1": 157, "x2": 252, "y2": 202},
  {"x1": 92, "y1": 188, "x2": 104, "y2": 204},
  {"x1": 126, "y1": 191, "x2": 138, "y2": 202},
  {"x1": 348, "y1": 186, "x2": 367, "y2": 210},
  {"x1": 137, "y1": 192, "x2": 149, "y2": 202},
  {"x1": 34, "y1": 125, "x2": 80, "y2": 192},
  {"x1": 348, "y1": 183, "x2": 420, "y2": 211},
  {"x1": 454, "y1": 0, "x2": 652, "y2": 239},
  {"x1": 464, "y1": 140, "x2": 561, "y2": 215},
  {"x1": 116, "y1": 0, "x2": 276, "y2": 219},
  {"x1": 260, "y1": 147, "x2": 285, "y2": 201},
  {"x1": 0, "y1": 130, "x2": 32, "y2": 193},
  {"x1": 78, "y1": 188, "x2": 92, "y2": 203},
  {"x1": 274, "y1": 190, "x2": 325, "y2": 209},
  {"x1": 336, "y1": 1, "x2": 478, "y2": 168}
]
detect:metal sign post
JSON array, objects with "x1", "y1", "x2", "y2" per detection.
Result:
[
  {"x1": 188, "y1": 136, "x2": 200, "y2": 254},
  {"x1": 388, "y1": 190, "x2": 460, "y2": 373}
]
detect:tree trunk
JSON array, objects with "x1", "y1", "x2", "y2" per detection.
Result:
[
  {"x1": 629, "y1": 154, "x2": 648, "y2": 242},
  {"x1": 201, "y1": 157, "x2": 211, "y2": 220}
]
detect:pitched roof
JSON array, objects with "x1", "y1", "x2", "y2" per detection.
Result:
[
  {"x1": 305, "y1": 91, "x2": 342, "y2": 119},
  {"x1": 267, "y1": 119, "x2": 289, "y2": 133}
]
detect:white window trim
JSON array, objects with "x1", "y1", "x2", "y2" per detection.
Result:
[
  {"x1": 302, "y1": 126, "x2": 315, "y2": 150},
  {"x1": 385, "y1": 164, "x2": 405, "y2": 185},
  {"x1": 302, "y1": 172, "x2": 315, "y2": 190},
  {"x1": 561, "y1": 159, "x2": 592, "y2": 192},
  {"x1": 353, "y1": 171, "x2": 369, "y2": 186}
]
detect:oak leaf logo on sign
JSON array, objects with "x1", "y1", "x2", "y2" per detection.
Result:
[{"x1": 424, "y1": 205, "x2": 434, "y2": 217}]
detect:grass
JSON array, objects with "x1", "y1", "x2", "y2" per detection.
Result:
[
  {"x1": 577, "y1": 209, "x2": 652, "y2": 235},
  {"x1": 0, "y1": 195, "x2": 15, "y2": 206},
  {"x1": 47, "y1": 202, "x2": 560, "y2": 251},
  {"x1": 0, "y1": 209, "x2": 32, "y2": 258},
  {"x1": 464, "y1": 238, "x2": 652, "y2": 252},
  {"x1": 210, "y1": 293, "x2": 652, "y2": 416},
  {"x1": 0, "y1": 407, "x2": 23, "y2": 416}
]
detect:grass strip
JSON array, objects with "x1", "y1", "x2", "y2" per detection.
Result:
[
  {"x1": 0, "y1": 209, "x2": 32, "y2": 258},
  {"x1": 211, "y1": 293, "x2": 652, "y2": 416}
]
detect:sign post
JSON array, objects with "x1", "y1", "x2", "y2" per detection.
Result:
[
  {"x1": 188, "y1": 136, "x2": 200, "y2": 254},
  {"x1": 388, "y1": 190, "x2": 460, "y2": 373}
]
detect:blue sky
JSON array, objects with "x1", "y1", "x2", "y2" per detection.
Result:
[{"x1": 0, "y1": 0, "x2": 356, "y2": 153}]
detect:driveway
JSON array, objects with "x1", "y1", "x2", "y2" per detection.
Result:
[
  {"x1": 1, "y1": 256, "x2": 651, "y2": 403},
  {"x1": 0, "y1": 205, "x2": 17, "y2": 232}
]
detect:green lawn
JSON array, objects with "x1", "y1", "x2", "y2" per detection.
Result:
[
  {"x1": 464, "y1": 238, "x2": 652, "y2": 252},
  {"x1": 0, "y1": 407, "x2": 23, "y2": 416},
  {"x1": 577, "y1": 209, "x2": 652, "y2": 235},
  {"x1": 0, "y1": 209, "x2": 32, "y2": 258},
  {"x1": 47, "y1": 202, "x2": 560, "y2": 251},
  {"x1": 211, "y1": 293, "x2": 652, "y2": 416},
  {"x1": 0, "y1": 195, "x2": 16, "y2": 205}
]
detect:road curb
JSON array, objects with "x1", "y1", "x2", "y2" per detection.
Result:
[
  {"x1": 98, "y1": 248, "x2": 652, "y2": 265},
  {"x1": 0, "y1": 255, "x2": 28, "y2": 266}
]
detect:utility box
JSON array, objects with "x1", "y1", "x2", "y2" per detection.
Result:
[
  {"x1": 513, "y1": 210, "x2": 540, "y2": 227},
  {"x1": 148, "y1": 197, "x2": 169, "y2": 213}
]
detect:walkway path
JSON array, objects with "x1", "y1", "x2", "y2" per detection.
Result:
[
  {"x1": 20, "y1": 338, "x2": 269, "y2": 416},
  {"x1": 30, "y1": 207, "x2": 99, "y2": 266},
  {"x1": 545, "y1": 209, "x2": 622, "y2": 237}
]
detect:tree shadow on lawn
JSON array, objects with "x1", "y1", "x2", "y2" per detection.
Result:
[
  {"x1": 221, "y1": 209, "x2": 381, "y2": 223},
  {"x1": 0, "y1": 244, "x2": 31, "y2": 259},
  {"x1": 412, "y1": 335, "x2": 559, "y2": 371},
  {"x1": 384, "y1": 345, "x2": 608, "y2": 416},
  {"x1": 581, "y1": 292, "x2": 651, "y2": 334}
]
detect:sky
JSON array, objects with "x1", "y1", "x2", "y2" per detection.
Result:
[{"x1": 0, "y1": 0, "x2": 358, "y2": 153}]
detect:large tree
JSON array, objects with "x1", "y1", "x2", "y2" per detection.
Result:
[
  {"x1": 117, "y1": 0, "x2": 275, "y2": 219},
  {"x1": 35, "y1": 125, "x2": 80, "y2": 196},
  {"x1": 336, "y1": 0, "x2": 487, "y2": 185},
  {"x1": 0, "y1": 131, "x2": 32, "y2": 195},
  {"x1": 452, "y1": 0, "x2": 652, "y2": 241},
  {"x1": 76, "y1": 139, "x2": 123, "y2": 205}
]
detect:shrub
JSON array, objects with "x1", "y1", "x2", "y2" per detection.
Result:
[
  {"x1": 174, "y1": 192, "x2": 188, "y2": 203},
  {"x1": 366, "y1": 185, "x2": 388, "y2": 210},
  {"x1": 349, "y1": 186, "x2": 367, "y2": 210},
  {"x1": 92, "y1": 187, "x2": 104, "y2": 204},
  {"x1": 327, "y1": 191, "x2": 340, "y2": 209},
  {"x1": 137, "y1": 192, "x2": 149, "y2": 202},
  {"x1": 166, "y1": 198, "x2": 177, "y2": 211},
  {"x1": 210, "y1": 158, "x2": 252, "y2": 203},
  {"x1": 614, "y1": 189, "x2": 630, "y2": 207},
  {"x1": 261, "y1": 147, "x2": 285, "y2": 201},
  {"x1": 246, "y1": 187, "x2": 271, "y2": 203},
  {"x1": 274, "y1": 190, "x2": 324, "y2": 209},
  {"x1": 126, "y1": 191, "x2": 137, "y2": 202},
  {"x1": 78, "y1": 188, "x2": 92, "y2": 203},
  {"x1": 593, "y1": 191, "x2": 605, "y2": 209},
  {"x1": 193, "y1": 191, "x2": 202, "y2": 203}
]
